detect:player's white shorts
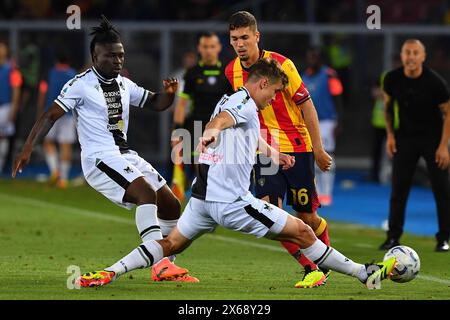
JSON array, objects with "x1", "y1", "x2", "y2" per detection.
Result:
[
  {"x1": 81, "y1": 150, "x2": 167, "y2": 210},
  {"x1": 46, "y1": 115, "x2": 77, "y2": 144},
  {"x1": 319, "y1": 119, "x2": 337, "y2": 153},
  {"x1": 177, "y1": 192, "x2": 288, "y2": 240}
]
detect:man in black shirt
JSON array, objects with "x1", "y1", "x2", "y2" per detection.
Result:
[
  {"x1": 380, "y1": 39, "x2": 450, "y2": 252},
  {"x1": 171, "y1": 32, "x2": 232, "y2": 199}
]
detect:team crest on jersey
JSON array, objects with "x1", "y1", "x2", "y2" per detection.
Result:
[
  {"x1": 94, "y1": 84, "x2": 100, "y2": 91},
  {"x1": 207, "y1": 76, "x2": 217, "y2": 85},
  {"x1": 236, "y1": 104, "x2": 242, "y2": 110},
  {"x1": 124, "y1": 166, "x2": 133, "y2": 173},
  {"x1": 119, "y1": 81, "x2": 125, "y2": 91},
  {"x1": 258, "y1": 178, "x2": 265, "y2": 187}
]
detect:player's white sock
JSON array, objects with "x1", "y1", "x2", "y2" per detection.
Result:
[
  {"x1": 0, "y1": 139, "x2": 9, "y2": 172},
  {"x1": 45, "y1": 152, "x2": 58, "y2": 176},
  {"x1": 60, "y1": 160, "x2": 71, "y2": 180},
  {"x1": 158, "y1": 218, "x2": 178, "y2": 262},
  {"x1": 136, "y1": 204, "x2": 162, "y2": 241},
  {"x1": 301, "y1": 239, "x2": 367, "y2": 282},
  {"x1": 105, "y1": 240, "x2": 163, "y2": 277}
]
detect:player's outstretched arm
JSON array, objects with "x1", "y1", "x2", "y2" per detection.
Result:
[
  {"x1": 12, "y1": 103, "x2": 65, "y2": 178},
  {"x1": 145, "y1": 78, "x2": 179, "y2": 111},
  {"x1": 196, "y1": 111, "x2": 235, "y2": 153}
]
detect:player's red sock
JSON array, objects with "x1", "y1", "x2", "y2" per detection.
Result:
[
  {"x1": 315, "y1": 218, "x2": 330, "y2": 246},
  {"x1": 281, "y1": 218, "x2": 330, "y2": 271},
  {"x1": 281, "y1": 241, "x2": 317, "y2": 271}
]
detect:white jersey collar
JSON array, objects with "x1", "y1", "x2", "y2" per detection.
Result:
[{"x1": 92, "y1": 67, "x2": 117, "y2": 85}]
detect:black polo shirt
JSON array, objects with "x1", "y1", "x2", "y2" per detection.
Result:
[
  {"x1": 383, "y1": 66, "x2": 449, "y2": 139},
  {"x1": 181, "y1": 61, "x2": 232, "y2": 131}
]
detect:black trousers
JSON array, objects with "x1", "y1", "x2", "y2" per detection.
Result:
[
  {"x1": 371, "y1": 127, "x2": 386, "y2": 182},
  {"x1": 388, "y1": 137, "x2": 450, "y2": 242}
]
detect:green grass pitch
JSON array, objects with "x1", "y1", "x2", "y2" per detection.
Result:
[{"x1": 0, "y1": 179, "x2": 449, "y2": 300}]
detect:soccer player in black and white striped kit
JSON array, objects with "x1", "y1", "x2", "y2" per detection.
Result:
[
  {"x1": 76, "y1": 57, "x2": 398, "y2": 290},
  {"x1": 12, "y1": 16, "x2": 197, "y2": 283}
]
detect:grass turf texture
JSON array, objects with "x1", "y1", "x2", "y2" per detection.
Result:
[{"x1": 0, "y1": 179, "x2": 449, "y2": 300}]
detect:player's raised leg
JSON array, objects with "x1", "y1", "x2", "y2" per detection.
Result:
[
  {"x1": 78, "y1": 176, "x2": 189, "y2": 287},
  {"x1": 275, "y1": 214, "x2": 396, "y2": 290},
  {"x1": 151, "y1": 184, "x2": 198, "y2": 282}
]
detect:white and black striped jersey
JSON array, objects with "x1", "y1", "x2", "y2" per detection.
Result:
[
  {"x1": 55, "y1": 67, "x2": 150, "y2": 158},
  {"x1": 191, "y1": 87, "x2": 260, "y2": 203}
]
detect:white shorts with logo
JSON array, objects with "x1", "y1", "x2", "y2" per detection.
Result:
[
  {"x1": 46, "y1": 115, "x2": 77, "y2": 144},
  {"x1": 177, "y1": 192, "x2": 288, "y2": 240},
  {"x1": 319, "y1": 119, "x2": 337, "y2": 153},
  {"x1": 82, "y1": 150, "x2": 167, "y2": 210}
]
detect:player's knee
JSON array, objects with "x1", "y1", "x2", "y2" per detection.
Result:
[
  {"x1": 166, "y1": 196, "x2": 181, "y2": 219},
  {"x1": 297, "y1": 212, "x2": 319, "y2": 229},
  {"x1": 157, "y1": 192, "x2": 181, "y2": 220},
  {"x1": 142, "y1": 187, "x2": 156, "y2": 203},
  {"x1": 295, "y1": 219, "x2": 316, "y2": 246},
  {"x1": 135, "y1": 186, "x2": 156, "y2": 205}
]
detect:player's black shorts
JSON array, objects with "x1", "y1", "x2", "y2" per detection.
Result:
[{"x1": 254, "y1": 152, "x2": 320, "y2": 213}]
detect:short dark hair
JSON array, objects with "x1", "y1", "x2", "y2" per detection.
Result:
[
  {"x1": 248, "y1": 58, "x2": 288, "y2": 88},
  {"x1": 197, "y1": 31, "x2": 218, "y2": 43},
  {"x1": 229, "y1": 11, "x2": 258, "y2": 32},
  {"x1": 89, "y1": 15, "x2": 121, "y2": 59}
]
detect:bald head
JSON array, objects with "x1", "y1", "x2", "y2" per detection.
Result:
[
  {"x1": 400, "y1": 39, "x2": 426, "y2": 78},
  {"x1": 402, "y1": 39, "x2": 426, "y2": 52}
]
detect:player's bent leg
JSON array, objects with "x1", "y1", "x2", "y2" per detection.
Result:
[
  {"x1": 78, "y1": 231, "x2": 196, "y2": 288},
  {"x1": 273, "y1": 216, "x2": 327, "y2": 288},
  {"x1": 123, "y1": 176, "x2": 157, "y2": 205},
  {"x1": 273, "y1": 215, "x2": 395, "y2": 289},
  {"x1": 298, "y1": 212, "x2": 332, "y2": 278},
  {"x1": 156, "y1": 184, "x2": 182, "y2": 234},
  {"x1": 279, "y1": 211, "x2": 329, "y2": 287},
  {"x1": 150, "y1": 184, "x2": 196, "y2": 281},
  {"x1": 260, "y1": 195, "x2": 318, "y2": 274},
  {"x1": 125, "y1": 178, "x2": 192, "y2": 281},
  {"x1": 152, "y1": 228, "x2": 199, "y2": 283}
]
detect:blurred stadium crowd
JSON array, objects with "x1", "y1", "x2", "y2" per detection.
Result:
[{"x1": 1, "y1": 0, "x2": 450, "y2": 24}]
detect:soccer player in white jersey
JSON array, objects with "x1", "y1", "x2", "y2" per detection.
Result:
[
  {"x1": 12, "y1": 16, "x2": 197, "y2": 283},
  {"x1": 75, "y1": 58, "x2": 396, "y2": 289}
]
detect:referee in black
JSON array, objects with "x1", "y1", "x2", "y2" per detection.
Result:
[
  {"x1": 380, "y1": 39, "x2": 450, "y2": 252},
  {"x1": 172, "y1": 32, "x2": 232, "y2": 187}
]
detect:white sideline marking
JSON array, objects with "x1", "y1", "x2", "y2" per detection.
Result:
[
  {"x1": 2, "y1": 192, "x2": 449, "y2": 286},
  {"x1": 0, "y1": 193, "x2": 133, "y2": 225},
  {"x1": 416, "y1": 275, "x2": 450, "y2": 285}
]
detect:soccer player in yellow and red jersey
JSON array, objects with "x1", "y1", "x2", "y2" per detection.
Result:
[{"x1": 226, "y1": 11, "x2": 333, "y2": 288}]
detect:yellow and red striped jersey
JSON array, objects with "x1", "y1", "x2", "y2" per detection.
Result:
[{"x1": 225, "y1": 50, "x2": 312, "y2": 153}]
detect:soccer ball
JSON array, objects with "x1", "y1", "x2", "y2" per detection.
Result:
[{"x1": 383, "y1": 245, "x2": 420, "y2": 283}]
